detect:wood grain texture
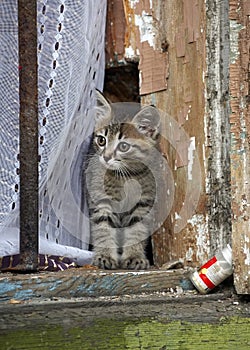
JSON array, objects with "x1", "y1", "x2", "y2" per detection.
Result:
[
  {"x1": 105, "y1": 0, "x2": 126, "y2": 66},
  {"x1": 0, "y1": 268, "x2": 191, "y2": 302},
  {"x1": 123, "y1": 0, "x2": 169, "y2": 94},
  {"x1": 0, "y1": 292, "x2": 249, "y2": 350},
  {"x1": 229, "y1": 0, "x2": 250, "y2": 294},
  {"x1": 142, "y1": 0, "x2": 208, "y2": 267},
  {"x1": 103, "y1": 0, "x2": 250, "y2": 294}
]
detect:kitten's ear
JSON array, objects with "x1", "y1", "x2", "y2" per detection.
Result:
[
  {"x1": 132, "y1": 106, "x2": 161, "y2": 139},
  {"x1": 94, "y1": 90, "x2": 112, "y2": 123}
]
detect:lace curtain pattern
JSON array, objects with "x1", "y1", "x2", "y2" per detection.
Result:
[{"x1": 0, "y1": 0, "x2": 107, "y2": 265}]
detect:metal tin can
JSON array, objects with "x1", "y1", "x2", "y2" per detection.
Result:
[{"x1": 190, "y1": 244, "x2": 233, "y2": 294}]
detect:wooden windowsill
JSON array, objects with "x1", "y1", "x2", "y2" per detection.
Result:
[{"x1": 0, "y1": 267, "x2": 194, "y2": 303}]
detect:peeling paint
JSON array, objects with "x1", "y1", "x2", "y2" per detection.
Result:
[
  {"x1": 230, "y1": 20, "x2": 244, "y2": 64},
  {"x1": 123, "y1": 0, "x2": 169, "y2": 94},
  {"x1": 135, "y1": 12, "x2": 156, "y2": 48},
  {"x1": 128, "y1": 0, "x2": 140, "y2": 9},
  {"x1": 185, "y1": 247, "x2": 194, "y2": 262},
  {"x1": 125, "y1": 45, "x2": 137, "y2": 60},
  {"x1": 229, "y1": 0, "x2": 250, "y2": 294},
  {"x1": 188, "y1": 137, "x2": 196, "y2": 180},
  {"x1": 243, "y1": 235, "x2": 250, "y2": 266},
  {"x1": 188, "y1": 214, "x2": 210, "y2": 262},
  {"x1": 205, "y1": 0, "x2": 231, "y2": 254},
  {"x1": 105, "y1": 0, "x2": 249, "y2": 278},
  {"x1": 0, "y1": 270, "x2": 189, "y2": 302},
  {"x1": 175, "y1": 212, "x2": 181, "y2": 220}
]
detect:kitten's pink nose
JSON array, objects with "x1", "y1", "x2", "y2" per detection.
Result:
[{"x1": 103, "y1": 154, "x2": 112, "y2": 162}]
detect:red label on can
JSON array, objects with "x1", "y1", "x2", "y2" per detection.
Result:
[
  {"x1": 198, "y1": 256, "x2": 217, "y2": 289},
  {"x1": 199, "y1": 271, "x2": 216, "y2": 289},
  {"x1": 201, "y1": 256, "x2": 217, "y2": 269}
]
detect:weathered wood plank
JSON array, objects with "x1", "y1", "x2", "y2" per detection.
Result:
[
  {"x1": 103, "y1": 0, "x2": 250, "y2": 295},
  {"x1": 229, "y1": 0, "x2": 250, "y2": 294},
  {"x1": 105, "y1": 0, "x2": 126, "y2": 66},
  {"x1": 1, "y1": 317, "x2": 249, "y2": 350},
  {"x1": 141, "y1": 0, "x2": 209, "y2": 266},
  {"x1": 0, "y1": 268, "x2": 192, "y2": 302},
  {"x1": 0, "y1": 293, "x2": 249, "y2": 350}
]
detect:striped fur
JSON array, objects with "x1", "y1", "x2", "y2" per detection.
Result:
[{"x1": 85, "y1": 92, "x2": 161, "y2": 270}]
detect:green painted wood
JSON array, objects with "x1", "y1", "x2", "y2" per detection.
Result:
[
  {"x1": 0, "y1": 289, "x2": 249, "y2": 350},
  {"x1": 0, "y1": 317, "x2": 249, "y2": 349},
  {"x1": 0, "y1": 268, "x2": 192, "y2": 302}
]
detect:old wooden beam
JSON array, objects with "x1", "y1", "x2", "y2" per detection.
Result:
[
  {"x1": 0, "y1": 269, "x2": 192, "y2": 302},
  {"x1": 229, "y1": 0, "x2": 250, "y2": 294},
  {"x1": 0, "y1": 293, "x2": 249, "y2": 350},
  {"x1": 18, "y1": 0, "x2": 39, "y2": 271},
  {"x1": 206, "y1": 0, "x2": 231, "y2": 253}
]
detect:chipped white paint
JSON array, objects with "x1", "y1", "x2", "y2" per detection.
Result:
[
  {"x1": 205, "y1": 1, "x2": 230, "y2": 185},
  {"x1": 188, "y1": 214, "x2": 210, "y2": 262},
  {"x1": 231, "y1": 103, "x2": 250, "y2": 294},
  {"x1": 175, "y1": 212, "x2": 181, "y2": 220},
  {"x1": 186, "y1": 247, "x2": 194, "y2": 262},
  {"x1": 230, "y1": 20, "x2": 244, "y2": 64},
  {"x1": 135, "y1": 11, "x2": 156, "y2": 48},
  {"x1": 128, "y1": 0, "x2": 140, "y2": 9},
  {"x1": 203, "y1": 143, "x2": 210, "y2": 194},
  {"x1": 243, "y1": 235, "x2": 250, "y2": 266},
  {"x1": 139, "y1": 70, "x2": 142, "y2": 92},
  {"x1": 187, "y1": 137, "x2": 196, "y2": 180},
  {"x1": 125, "y1": 46, "x2": 138, "y2": 60}
]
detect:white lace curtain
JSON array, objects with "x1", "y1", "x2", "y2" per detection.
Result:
[{"x1": 0, "y1": 0, "x2": 107, "y2": 265}]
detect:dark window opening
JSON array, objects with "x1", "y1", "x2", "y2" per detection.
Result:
[{"x1": 103, "y1": 62, "x2": 140, "y2": 103}]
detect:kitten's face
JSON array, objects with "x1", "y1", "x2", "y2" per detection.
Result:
[
  {"x1": 93, "y1": 122, "x2": 154, "y2": 171},
  {"x1": 92, "y1": 91, "x2": 161, "y2": 173}
]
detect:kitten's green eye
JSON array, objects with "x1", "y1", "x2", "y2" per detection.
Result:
[
  {"x1": 118, "y1": 142, "x2": 130, "y2": 152},
  {"x1": 97, "y1": 135, "x2": 106, "y2": 147}
]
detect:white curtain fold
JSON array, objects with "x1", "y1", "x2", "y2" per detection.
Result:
[{"x1": 0, "y1": 0, "x2": 107, "y2": 264}]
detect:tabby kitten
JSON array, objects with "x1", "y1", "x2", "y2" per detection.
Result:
[{"x1": 85, "y1": 91, "x2": 162, "y2": 270}]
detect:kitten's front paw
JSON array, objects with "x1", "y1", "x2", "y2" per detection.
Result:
[
  {"x1": 92, "y1": 253, "x2": 119, "y2": 270},
  {"x1": 121, "y1": 256, "x2": 149, "y2": 270}
]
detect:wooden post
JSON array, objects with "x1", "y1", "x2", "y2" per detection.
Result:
[
  {"x1": 229, "y1": 0, "x2": 250, "y2": 294},
  {"x1": 18, "y1": 0, "x2": 39, "y2": 271}
]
